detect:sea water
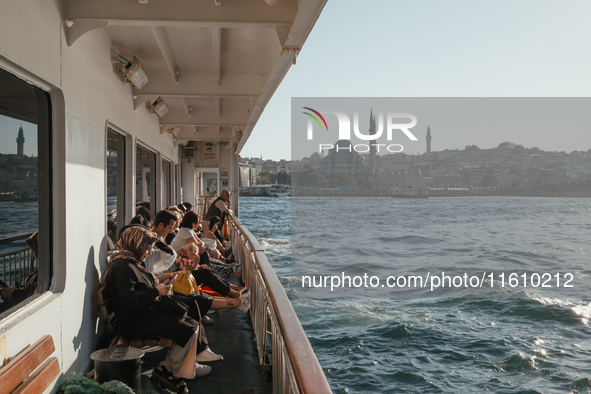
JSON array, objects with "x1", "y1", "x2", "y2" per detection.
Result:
[
  {"x1": 239, "y1": 196, "x2": 591, "y2": 394},
  {"x1": 0, "y1": 200, "x2": 38, "y2": 258}
]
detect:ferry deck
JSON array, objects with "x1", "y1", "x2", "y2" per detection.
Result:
[{"x1": 0, "y1": 1, "x2": 331, "y2": 393}]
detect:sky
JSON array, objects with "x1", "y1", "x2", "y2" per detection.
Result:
[
  {"x1": 1, "y1": 1, "x2": 590, "y2": 160},
  {"x1": 241, "y1": 0, "x2": 591, "y2": 160}
]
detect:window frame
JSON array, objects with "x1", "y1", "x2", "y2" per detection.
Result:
[
  {"x1": 0, "y1": 65, "x2": 59, "y2": 323},
  {"x1": 106, "y1": 125, "x2": 129, "y2": 240},
  {"x1": 161, "y1": 157, "x2": 173, "y2": 208}
]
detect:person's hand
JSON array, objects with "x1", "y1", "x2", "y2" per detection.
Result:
[
  {"x1": 156, "y1": 284, "x2": 173, "y2": 296},
  {"x1": 198, "y1": 264, "x2": 210, "y2": 270},
  {"x1": 175, "y1": 250, "x2": 183, "y2": 262}
]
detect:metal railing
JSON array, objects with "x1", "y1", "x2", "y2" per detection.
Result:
[
  {"x1": 0, "y1": 233, "x2": 36, "y2": 287},
  {"x1": 228, "y1": 215, "x2": 331, "y2": 394},
  {"x1": 194, "y1": 195, "x2": 217, "y2": 218}
]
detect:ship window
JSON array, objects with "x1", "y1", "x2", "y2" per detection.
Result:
[
  {"x1": 107, "y1": 129, "x2": 126, "y2": 246},
  {"x1": 162, "y1": 159, "x2": 171, "y2": 207},
  {"x1": 0, "y1": 68, "x2": 52, "y2": 320},
  {"x1": 136, "y1": 144, "x2": 156, "y2": 219}
]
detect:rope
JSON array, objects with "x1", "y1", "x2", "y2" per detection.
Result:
[{"x1": 59, "y1": 374, "x2": 167, "y2": 394}]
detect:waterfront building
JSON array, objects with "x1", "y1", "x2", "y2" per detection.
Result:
[{"x1": 239, "y1": 163, "x2": 257, "y2": 188}]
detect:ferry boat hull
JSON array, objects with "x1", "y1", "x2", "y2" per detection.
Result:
[{"x1": 269, "y1": 192, "x2": 289, "y2": 197}]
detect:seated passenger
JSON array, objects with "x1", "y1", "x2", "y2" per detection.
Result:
[
  {"x1": 149, "y1": 210, "x2": 247, "y2": 318},
  {"x1": 117, "y1": 215, "x2": 150, "y2": 240},
  {"x1": 145, "y1": 210, "x2": 178, "y2": 274},
  {"x1": 203, "y1": 217, "x2": 233, "y2": 259},
  {"x1": 168, "y1": 244, "x2": 249, "y2": 313},
  {"x1": 103, "y1": 226, "x2": 211, "y2": 393},
  {"x1": 170, "y1": 212, "x2": 207, "y2": 254},
  {"x1": 183, "y1": 240, "x2": 238, "y2": 280},
  {"x1": 136, "y1": 205, "x2": 152, "y2": 225},
  {"x1": 106, "y1": 220, "x2": 117, "y2": 252},
  {"x1": 166, "y1": 205, "x2": 183, "y2": 214},
  {"x1": 166, "y1": 211, "x2": 182, "y2": 246},
  {"x1": 177, "y1": 243, "x2": 200, "y2": 271},
  {"x1": 171, "y1": 211, "x2": 225, "y2": 262},
  {"x1": 171, "y1": 212, "x2": 239, "y2": 279}
]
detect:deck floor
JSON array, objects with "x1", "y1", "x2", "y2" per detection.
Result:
[{"x1": 142, "y1": 308, "x2": 272, "y2": 394}]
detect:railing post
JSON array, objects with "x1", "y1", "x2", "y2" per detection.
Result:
[
  {"x1": 0, "y1": 233, "x2": 36, "y2": 287},
  {"x1": 227, "y1": 215, "x2": 331, "y2": 394}
]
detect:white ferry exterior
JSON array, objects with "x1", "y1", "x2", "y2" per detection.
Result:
[{"x1": 0, "y1": 1, "x2": 329, "y2": 393}]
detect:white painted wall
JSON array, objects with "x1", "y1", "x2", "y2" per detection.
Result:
[{"x1": 0, "y1": 0, "x2": 180, "y2": 390}]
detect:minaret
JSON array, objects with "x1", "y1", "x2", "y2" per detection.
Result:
[
  {"x1": 426, "y1": 125, "x2": 431, "y2": 154},
  {"x1": 369, "y1": 110, "x2": 376, "y2": 175},
  {"x1": 16, "y1": 124, "x2": 25, "y2": 156}
]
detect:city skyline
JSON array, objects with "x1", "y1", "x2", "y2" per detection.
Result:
[
  {"x1": 244, "y1": 139, "x2": 591, "y2": 163},
  {"x1": 291, "y1": 98, "x2": 591, "y2": 162}
]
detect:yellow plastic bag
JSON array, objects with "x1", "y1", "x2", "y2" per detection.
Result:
[{"x1": 172, "y1": 272, "x2": 199, "y2": 296}]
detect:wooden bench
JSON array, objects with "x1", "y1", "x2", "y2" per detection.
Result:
[
  {"x1": 98, "y1": 286, "x2": 172, "y2": 349},
  {"x1": 0, "y1": 335, "x2": 60, "y2": 394}
]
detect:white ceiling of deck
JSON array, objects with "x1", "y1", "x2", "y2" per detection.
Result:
[{"x1": 64, "y1": 0, "x2": 327, "y2": 152}]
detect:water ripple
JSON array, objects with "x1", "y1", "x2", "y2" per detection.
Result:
[{"x1": 241, "y1": 196, "x2": 591, "y2": 394}]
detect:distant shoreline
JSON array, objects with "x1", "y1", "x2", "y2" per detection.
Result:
[{"x1": 240, "y1": 193, "x2": 591, "y2": 198}]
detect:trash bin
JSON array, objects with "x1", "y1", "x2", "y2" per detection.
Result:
[{"x1": 91, "y1": 347, "x2": 145, "y2": 393}]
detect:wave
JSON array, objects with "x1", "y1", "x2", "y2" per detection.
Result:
[{"x1": 241, "y1": 197, "x2": 591, "y2": 394}]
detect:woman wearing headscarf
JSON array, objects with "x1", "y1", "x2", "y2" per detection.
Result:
[{"x1": 104, "y1": 226, "x2": 206, "y2": 393}]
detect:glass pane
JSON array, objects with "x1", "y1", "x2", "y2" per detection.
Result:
[
  {"x1": 135, "y1": 145, "x2": 156, "y2": 219},
  {"x1": 107, "y1": 129, "x2": 125, "y2": 250},
  {"x1": 0, "y1": 68, "x2": 50, "y2": 318}
]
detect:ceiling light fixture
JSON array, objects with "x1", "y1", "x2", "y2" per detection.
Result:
[
  {"x1": 149, "y1": 97, "x2": 169, "y2": 118},
  {"x1": 117, "y1": 56, "x2": 148, "y2": 89},
  {"x1": 167, "y1": 126, "x2": 181, "y2": 136}
]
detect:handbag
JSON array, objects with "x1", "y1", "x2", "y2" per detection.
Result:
[
  {"x1": 172, "y1": 272, "x2": 199, "y2": 296},
  {"x1": 158, "y1": 295, "x2": 189, "y2": 319}
]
